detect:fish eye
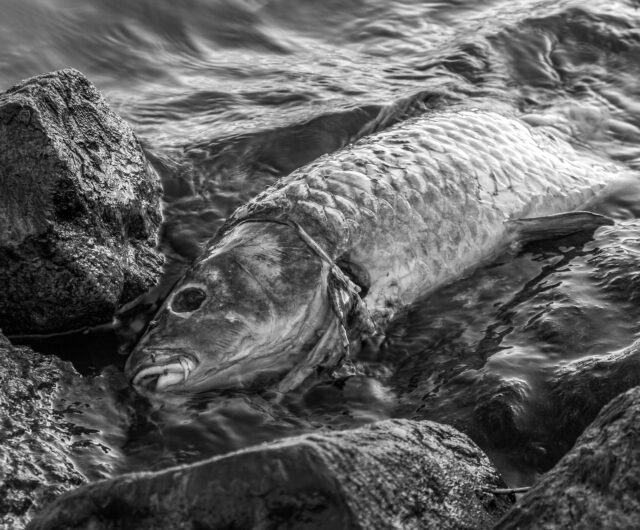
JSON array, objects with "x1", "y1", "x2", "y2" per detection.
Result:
[{"x1": 171, "y1": 287, "x2": 206, "y2": 313}]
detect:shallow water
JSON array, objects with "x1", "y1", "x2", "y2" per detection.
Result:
[{"x1": 3, "y1": 0, "x2": 640, "y2": 488}]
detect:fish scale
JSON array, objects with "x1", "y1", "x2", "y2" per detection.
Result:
[{"x1": 223, "y1": 108, "x2": 623, "y2": 325}]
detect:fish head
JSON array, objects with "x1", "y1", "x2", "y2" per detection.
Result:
[{"x1": 125, "y1": 222, "x2": 338, "y2": 393}]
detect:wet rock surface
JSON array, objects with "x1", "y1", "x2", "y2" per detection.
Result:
[
  {"x1": 0, "y1": 333, "x2": 84, "y2": 529},
  {"x1": 495, "y1": 385, "x2": 640, "y2": 529},
  {"x1": 28, "y1": 419, "x2": 513, "y2": 530},
  {"x1": 0, "y1": 332, "x2": 128, "y2": 530},
  {"x1": 0, "y1": 68, "x2": 163, "y2": 335},
  {"x1": 408, "y1": 341, "x2": 640, "y2": 476}
]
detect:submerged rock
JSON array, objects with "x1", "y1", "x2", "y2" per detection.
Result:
[
  {"x1": 0, "y1": 332, "x2": 129, "y2": 529},
  {"x1": 0, "y1": 68, "x2": 163, "y2": 335},
  {"x1": 495, "y1": 385, "x2": 640, "y2": 529},
  {"x1": 411, "y1": 340, "x2": 640, "y2": 478},
  {"x1": 542, "y1": 341, "x2": 640, "y2": 451},
  {"x1": 28, "y1": 419, "x2": 513, "y2": 530}
]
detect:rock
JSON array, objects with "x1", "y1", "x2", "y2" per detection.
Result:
[
  {"x1": 412, "y1": 342, "x2": 640, "y2": 478},
  {"x1": 494, "y1": 385, "x2": 640, "y2": 529},
  {"x1": 0, "y1": 332, "x2": 85, "y2": 529},
  {"x1": 27, "y1": 419, "x2": 513, "y2": 530},
  {"x1": 0, "y1": 68, "x2": 163, "y2": 335},
  {"x1": 0, "y1": 332, "x2": 129, "y2": 529},
  {"x1": 541, "y1": 341, "x2": 640, "y2": 456}
]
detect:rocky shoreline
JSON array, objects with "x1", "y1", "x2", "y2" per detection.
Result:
[
  {"x1": 1, "y1": 70, "x2": 639, "y2": 529},
  {"x1": 26, "y1": 418, "x2": 513, "y2": 530}
]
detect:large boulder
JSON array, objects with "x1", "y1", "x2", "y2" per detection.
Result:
[
  {"x1": 0, "y1": 68, "x2": 163, "y2": 335},
  {"x1": 495, "y1": 385, "x2": 640, "y2": 529},
  {"x1": 28, "y1": 419, "x2": 513, "y2": 530},
  {"x1": 0, "y1": 332, "x2": 128, "y2": 529}
]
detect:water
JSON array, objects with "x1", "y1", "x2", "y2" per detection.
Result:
[{"x1": 3, "y1": 0, "x2": 640, "y2": 490}]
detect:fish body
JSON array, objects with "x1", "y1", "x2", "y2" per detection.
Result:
[{"x1": 126, "y1": 108, "x2": 625, "y2": 392}]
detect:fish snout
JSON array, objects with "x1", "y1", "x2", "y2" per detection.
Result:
[{"x1": 128, "y1": 351, "x2": 198, "y2": 392}]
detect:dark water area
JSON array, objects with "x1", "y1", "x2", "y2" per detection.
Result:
[{"x1": 4, "y1": 0, "x2": 640, "y2": 491}]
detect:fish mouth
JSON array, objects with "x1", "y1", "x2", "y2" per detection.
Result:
[{"x1": 130, "y1": 351, "x2": 198, "y2": 392}]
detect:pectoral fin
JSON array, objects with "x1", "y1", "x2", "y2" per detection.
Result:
[{"x1": 508, "y1": 211, "x2": 614, "y2": 243}]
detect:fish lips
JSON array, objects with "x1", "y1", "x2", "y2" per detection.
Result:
[{"x1": 127, "y1": 350, "x2": 199, "y2": 393}]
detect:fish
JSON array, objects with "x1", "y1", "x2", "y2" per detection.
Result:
[{"x1": 125, "y1": 107, "x2": 626, "y2": 393}]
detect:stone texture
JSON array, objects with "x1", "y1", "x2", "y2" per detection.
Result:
[
  {"x1": 413, "y1": 342, "x2": 640, "y2": 475},
  {"x1": 542, "y1": 341, "x2": 640, "y2": 452},
  {"x1": 495, "y1": 385, "x2": 640, "y2": 529},
  {"x1": 0, "y1": 332, "x2": 84, "y2": 530},
  {"x1": 0, "y1": 68, "x2": 163, "y2": 334},
  {"x1": 0, "y1": 332, "x2": 128, "y2": 530},
  {"x1": 481, "y1": 340, "x2": 640, "y2": 471},
  {"x1": 28, "y1": 419, "x2": 513, "y2": 530}
]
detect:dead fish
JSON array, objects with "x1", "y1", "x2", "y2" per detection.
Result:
[{"x1": 125, "y1": 108, "x2": 624, "y2": 393}]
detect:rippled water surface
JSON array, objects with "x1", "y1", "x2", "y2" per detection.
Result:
[{"x1": 4, "y1": 0, "x2": 640, "y2": 489}]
